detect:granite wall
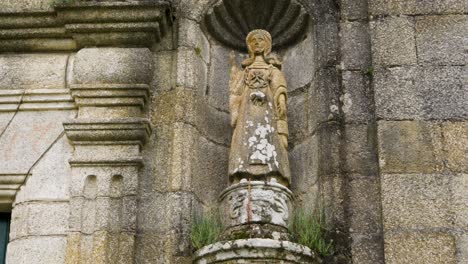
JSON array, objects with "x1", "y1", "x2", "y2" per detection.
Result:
[{"x1": 0, "y1": 0, "x2": 466, "y2": 263}]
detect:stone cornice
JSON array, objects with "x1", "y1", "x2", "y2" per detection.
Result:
[
  {"x1": 0, "y1": 174, "x2": 29, "y2": 211},
  {"x1": 0, "y1": 88, "x2": 76, "y2": 112},
  {"x1": 0, "y1": 1, "x2": 172, "y2": 52},
  {"x1": 63, "y1": 118, "x2": 152, "y2": 146},
  {"x1": 70, "y1": 84, "x2": 150, "y2": 109}
]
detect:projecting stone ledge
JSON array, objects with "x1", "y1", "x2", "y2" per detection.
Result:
[{"x1": 193, "y1": 238, "x2": 321, "y2": 264}]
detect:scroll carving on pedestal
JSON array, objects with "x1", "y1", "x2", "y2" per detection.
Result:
[{"x1": 228, "y1": 29, "x2": 290, "y2": 186}]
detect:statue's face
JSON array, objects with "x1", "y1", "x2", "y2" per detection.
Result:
[{"x1": 248, "y1": 33, "x2": 268, "y2": 55}]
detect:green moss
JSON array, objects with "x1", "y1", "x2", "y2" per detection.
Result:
[
  {"x1": 191, "y1": 210, "x2": 223, "y2": 251},
  {"x1": 363, "y1": 66, "x2": 374, "y2": 77},
  {"x1": 289, "y1": 208, "x2": 334, "y2": 257},
  {"x1": 194, "y1": 47, "x2": 202, "y2": 58}
]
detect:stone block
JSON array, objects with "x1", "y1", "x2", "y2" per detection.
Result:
[
  {"x1": 175, "y1": 48, "x2": 208, "y2": 93},
  {"x1": 348, "y1": 177, "x2": 382, "y2": 234},
  {"x1": 340, "y1": 0, "x2": 368, "y2": 20},
  {"x1": 191, "y1": 136, "x2": 229, "y2": 205},
  {"x1": 1, "y1": 0, "x2": 52, "y2": 11},
  {"x1": 14, "y1": 136, "x2": 72, "y2": 203},
  {"x1": 340, "y1": 21, "x2": 371, "y2": 70},
  {"x1": 73, "y1": 48, "x2": 154, "y2": 84},
  {"x1": 451, "y1": 174, "x2": 468, "y2": 229},
  {"x1": 27, "y1": 202, "x2": 69, "y2": 236},
  {"x1": 309, "y1": 68, "x2": 341, "y2": 131},
  {"x1": 0, "y1": 113, "x2": 14, "y2": 134},
  {"x1": 456, "y1": 234, "x2": 468, "y2": 264},
  {"x1": 350, "y1": 234, "x2": 385, "y2": 264},
  {"x1": 369, "y1": 0, "x2": 466, "y2": 15},
  {"x1": 137, "y1": 192, "x2": 198, "y2": 234},
  {"x1": 288, "y1": 93, "x2": 309, "y2": 144},
  {"x1": 7, "y1": 236, "x2": 67, "y2": 264},
  {"x1": 370, "y1": 16, "x2": 417, "y2": 66},
  {"x1": 282, "y1": 33, "x2": 315, "y2": 91},
  {"x1": 135, "y1": 232, "x2": 192, "y2": 264},
  {"x1": 174, "y1": 0, "x2": 212, "y2": 22},
  {"x1": 290, "y1": 135, "x2": 319, "y2": 207},
  {"x1": 315, "y1": 22, "x2": 339, "y2": 67},
  {"x1": 317, "y1": 123, "x2": 341, "y2": 176},
  {"x1": 384, "y1": 233, "x2": 457, "y2": 264},
  {"x1": 341, "y1": 71, "x2": 372, "y2": 123},
  {"x1": 381, "y1": 174, "x2": 451, "y2": 230},
  {"x1": 9, "y1": 203, "x2": 28, "y2": 241},
  {"x1": 0, "y1": 54, "x2": 68, "y2": 89},
  {"x1": 442, "y1": 122, "x2": 468, "y2": 172},
  {"x1": 416, "y1": 15, "x2": 468, "y2": 65},
  {"x1": 418, "y1": 66, "x2": 467, "y2": 120},
  {"x1": 319, "y1": 174, "x2": 346, "y2": 227},
  {"x1": 374, "y1": 66, "x2": 422, "y2": 120},
  {"x1": 152, "y1": 51, "x2": 175, "y2": 93},
  {"x1": 377, "y1": 121, "x2": 444, "y2": 174},
  {"x1": 0, "y1": 110, "x2": 76, "y2": 174},
  {"x1": 207, "y1": 45, "x2": 232, "y2": 111},
  {"x1": 177, "y1": 18, "x2": 209, "y2": 64},
  {"x1": 343, "y1": 124, "x2": 378, "y2": 175}
]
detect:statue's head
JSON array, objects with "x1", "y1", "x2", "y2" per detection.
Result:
[{"x1": 246, "y1": 29, "x2": 272, "y2": 57}]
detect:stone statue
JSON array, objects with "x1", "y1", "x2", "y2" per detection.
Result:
[{"x1": 228, "y1": 29, "x2": 290, "y2": 186}]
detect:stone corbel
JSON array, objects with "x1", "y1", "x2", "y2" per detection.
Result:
[{"x1": 0, "y1": 1, "x2": 172, "y2": 52}]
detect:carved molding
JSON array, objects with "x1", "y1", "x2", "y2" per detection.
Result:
[
  {"x1": 204, "y1": 0, "x2": 310, "y2": 51},
  {"x1": 63, "y1": 118, "x2": 152, "y2": 146},
  {"x1": 0, "y1": 88, "x2": 76, "y2": 112},
  {"x1": 0, "y1": 1, "x2": 172, "y2": 52},
  {"x1": 71, "y1": 84, "x2": 150, "y2": 109},
  {"x1": 0, "y1": 174, "x2": 29, "y2": 211}
]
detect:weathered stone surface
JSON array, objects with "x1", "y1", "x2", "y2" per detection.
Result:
[
  {"x1": 27, "y1": 202, "x2": 69, "y2": 236},
  {"x1": 417, "y1": 66, "x2": 467, "y2": 120},
  {"x1": 348, "y1": 177, "x2": 382, "y2": 234},
  {"x1": 315, "y1": 22, "x2": 339, "y2": 67},
  {"x1": 370, "y1": 17, "x2": 417, "y2": 66},
  {"x1": 0, "y1": 110, "x2": 76, "y2": 173},
  {"x1": 317, "y1": 123, "x2": 341, "y2": 176},
  {"x1": 309, "y1": 69, "x2": 341, "y2": 131},
  {"x1": 384, "y1": 233, "x2": 457, "y2": 264},
  {"x1": 174, "y1": 0, "x2": 211, "y2": 21},
  {"x1": 7, "y1": 236, "x2": 67, "y2": 264},
  {"x1": 374, "y1": 66, "x2": 467, "y2": 120},
  {"x1": 381, "y1": 174, "x2": 451, "y2": 230},
  {"x1": 194, "y1": 239, "x2": 320, "y2": 264},
  {"x1": 452, "y1": 174, "x2": 468, "y2": 229},
  {"x1": 135, "y1": 231, "x2": 192, "y2": 264},
  {"x1": 456, "y1": 234, "x2": 468, "y2": 264},
  {"x1": 374, "y1": 67, "x2": 422, "y2": 120},
  {"x1": 344, "y1": 124, "x2": 378, "y2": 176},
  {"x1": 0, "y1": 0, "x2": 52, "y2": 11},
  {"x1": 341, "y1": 71, "x2": 372, "y2": 123},
  {"x1": 289, "y1": 135, "x2": 319, "y2": 207},
  {"x1": 152, "y1": 51, "x2": 175, "y2": 93},
  {"x1": 175, "y1": 47, "x2": 208, "y2": 92},
  {"x1": 377, "y1": 121, "x2": 444, "y2": 174},
  {"x1": 340, "y1": 21, "x2": 371, "y2": 70},
  {"x1": 283, "y1": 34, "x2": 315, "y2": 91},
  {"x1": 442, "y1": 122, "x2": 468, "y2": 173},
  {"x1": 73, "y1": 48, "x2": 154, "y2": 85},
  {"x1": 288, "y1": 94, "x2": 309, "y2": 144},
  {"x1": 340, "y1": 0, "x2": 368, "y2": 20},
  {"x1": 207, "y1": 45, "x2": 232, "y2": 111},
  {"x1": 9, "y1": 203, "x2": 28, "y2": 241},
  {"x1": 0, "y1": 54, "x2": 68, "y2": 89},
  {"x1": 369, "y1": 0, "x2": 466, "y2": 15},
  {"x1": 350, "y1": 234, "x2": 385, "y2": 264},
  {"x1": 416, "y1": 15, "x2": 468, "y2": 65},
  {"x1": 177, "y1": 18, "x2": 209, "y2": 63},
  {"x1": 14, "y1": 136, "x2": 72, "y2": 203}
]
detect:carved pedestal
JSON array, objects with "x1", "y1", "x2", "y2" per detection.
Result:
[{"x1": 220, "y1": 180, "x2": 292, "y2": 241}]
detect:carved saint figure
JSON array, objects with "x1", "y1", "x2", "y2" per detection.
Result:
[{"x1": 228, "y1": 29, "x2": 290, "y2": 185}]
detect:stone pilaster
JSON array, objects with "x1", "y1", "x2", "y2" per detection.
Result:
[{"x1": 63, "y1": 47, "x2": 153, "y2": 264}]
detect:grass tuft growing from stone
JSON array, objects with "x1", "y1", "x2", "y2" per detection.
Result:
[
  {"x1": 191, "y1": 210, "x2": 223, "y2": 251},
  {"x1": 289, "y1": 208, "x2": 334, "y2": 257}
]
